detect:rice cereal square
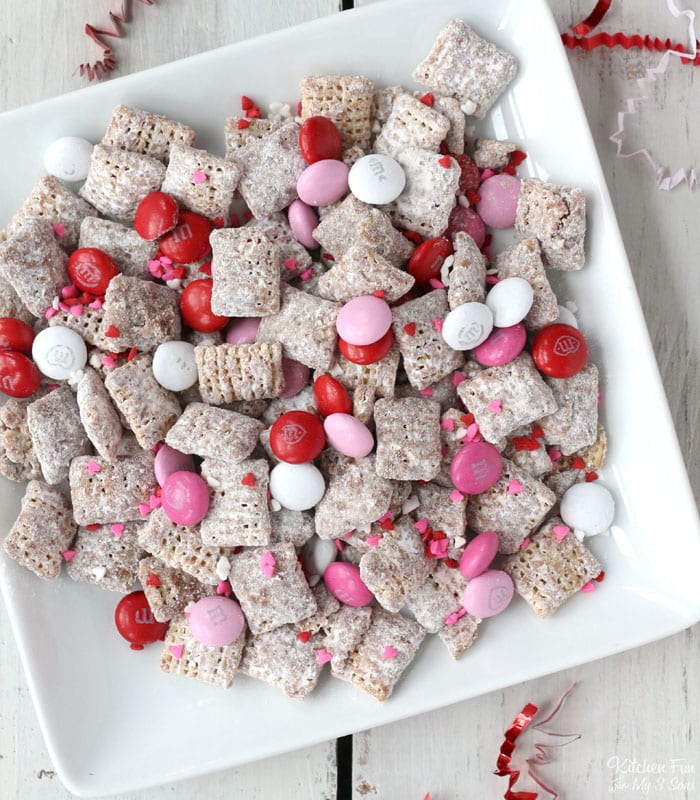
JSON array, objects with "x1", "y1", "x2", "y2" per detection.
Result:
[
  {"x1": 447, "y1": 231, "x2": 487, "y2": 308},
  {"x1": 101, "y1": 104, "x2": 196, "y2": 163},
  {"x1": 195, "y1": 342, "x2": 285, "y2": 404},
  {"x1": 374, "y1": 397, "x2": 442, "y2": 481},
  {"x1": 316, "y1": 244, "x2": 415, "y2": 303},
  {"x1": 66, "y1": 522, "x2": 144, "y2": 593},
  {"x1": 138, "y1": 556, "x2": 214, "y2": 622},
  {"x1": 494, "y1": 239, "x2": 558, "y2": 330},
  {"x1": 79, "y1": 217, "x2": 158, "y2": 280},
  {"x1": 76, "y1": 367, "x2": 123, "y2": 462},
  {"x1": 300, "y1": 75, "x2": 375, "y2": 150},
  {"x1": 373, "y1": 92, "x2": 450, "y2": 157},
  {"x1": 538, "y1": 364, "x2": 599, "y2": 456}
]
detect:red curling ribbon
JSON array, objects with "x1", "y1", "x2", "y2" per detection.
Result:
[
  {"x1": 572, "y1": 0, "x2": 613, "y2": 35},
  {"x1": 561, "y1": 32, "x2": 700, "y2": 64}
]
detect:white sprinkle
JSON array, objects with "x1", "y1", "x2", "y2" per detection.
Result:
[
  {"x1": 453, "y1": 536, "x2": 466, "y2": 549},
  {"x1": 92, "y1": 566, "x2": 107, "y2": 581},
  {"x1": 270, "y1": 498, "x2": 282, "y2": 512},
  {"x1": 371, "y1": 120, "x2": 382, "y2": 134},
  {"x1": 216, "y1": 556, "x2": 231, "y2": 581},
  {"x1": 166, "y1": 279, "x2": 182, "y2": 290},
  {"x1": 461, "y1": 99, "x2": 477, "y2": 116},
  {"x1": 401, "y1": 495, "x2": 420, "y2": 515},
  {"x1": 308, "y1": 574, "x2": 321, "y2": 587},
  {"x1": 52, "y1": 297, "x2": 60, "y2": 310},
  {"x1": 565, "y1": 300, "x2": 579, "y2": 314},
  {"x1": 573, "y1": 528, "x2": 586, "y2": 542},
  {"x1": 294, "y1": 116, "x2": 303, "y2": 126},
  {"x1": 67, "y1": 369, "x2": 84, "y2": 389},
  {"x1": 486, "y1": 266, "x2": 499, "y2": 275},
  {"x1": 457, "y1": 193, "x2": 470, "y2": 208}
]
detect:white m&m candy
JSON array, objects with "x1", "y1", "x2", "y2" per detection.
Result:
[
  {"x1": 442, "y1": 302, "x2": 494, "y2": 351},
  {"x1": 348, "y1": 154, "x2": 406, "y2": 204},
  {"x1": 301, "y1": 535, "x2": 337, "y2": 579},
  {"x1": 486, "y1": 277, "x2": 534, "y2": 327},
  {"x1": 269, "y1": 462, "x2": 326, "y2": 511},
  {"x1": 32, "y1": 326, "x2": 87, "y2": 380},
  {"x1": 152, "y1": 341, "x2": 198, "y2": 391},
  {"x1": 44, "y1": 137, "x2": 94, "y2": 182},
  {"x1": 560, "y1": 482, "x2": 615, "y2": 536}
]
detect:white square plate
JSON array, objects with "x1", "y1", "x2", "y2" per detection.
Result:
[{"x1": 1, "y1": 0, "x2": 699, "y2": 795}]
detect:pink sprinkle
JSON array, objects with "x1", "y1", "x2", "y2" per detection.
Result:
[
  {"x1": 191, "y1": 169, "x2": 207, "y2": 184},
  {"x1": 444, "y1": 607, "x2": 467, "y2": 626},
  {"x1": 316, "y1": 648, "x2": 333, "y2": 665},
  {"x1": 58, "y1": 302, "x2": 70, "y2": 313},
  {"x1": 548, "y1": 448, "x2": 562, "y2": 465},
  {"x1": 466, "y1": 423, "x2": 480, "y2": 442},
  {"x1": 432, "y1": 317, "x2": 444, "y2": 333},
  {"x1": 110, "y1": 523, "x2": 125, "y2": 538},
  {"x1": 486, "y1": 399, "x2": 502, "y2": 413},
  {"x1": 366, "y1": 535, "x2": 381, "y2": 548},
  {"x1": 553, "y1": 524, "x2": 570, "y2": 542},
  {"x1": 62, "y1": 549, "x2": 76, "y2": 561},
  {"x1": 342, "y1": 531, "x2": 354, "y2": 540},
  {"x1": 480, "y1": 168, "x2": 495, "y2": 181},
  {"x1": 148, "y1": 260, "x2": 164, "y2": 277},
  {"x1": 266, "y1": 488, "x2": 272, "y2": 501},
  {"x1": 485, "y1": 275, "x2": 500, "y2": 285},
  {"x1": 169, "y1": 644, "x2": 184, "y2": 659},
  {"x1": 46, "y1": 384, "x2": 60, "y2": 391},
  {"x1": 440, "y1": 446, "x2": 447, "y2": 458},
  {"x1": 414, "y1": 518, "x2": 429, "y2": 534},
  {"x1": 149, "y1": 494, "x2": 162, "y2": 509},
  {"x1": 520, "y1": 537, "x2": 531, "y2": 550},
  {"x1": 334, "y1": 539, "x2": 345, "y2": 552},
  {"x1": 283, "y1": 258, "x2": 298, "y2": 271},
  {"x1": 216, "y1": 580, "x2": 232, "y2": 596},
  {"x1": 101, "y1": 356, "x2": 116, "y2": 369},
  {"x1": 597, "y1": 390, "x2": 603, "y2": 406},
  {"x1": 452, "y1": 371, "x2": 465, "y2": 387},
  {"x1": 428, "y1": 538, "x2": 449, "y2": 558},
  {"x1": 419, "y1": 387, "x2": 434, "y2": 396},
  {"x1": 429, "y1": 279, "x2": 445, "y2": 290},
  {"x1": 580, "y1": 581, "x2": 595, "y2": 593},
  {"x1": 381, "y1": 645, "x2": 397, "y2": 660},
  {"x1": 508, "y1": 479, "x2": 524, "y2": 495},
  {"x1": 88, "y1": 298, "x2": 103, "y2": 310},
  {"x1": 299, "y1": 268, "x2": 313, "y2": 281},
  {"x1": 86, "y1": 460, "x2": 101, "y2": 475},
  {"x1": 69, "y1": 304, "x2": 83, "y2": 317},
  {"x1": 52, "y1": 223, "x2": 65, "y2": 238},
  {"x1": 162, "y1": 270, "x2": 176, "y2": 281},
  {"x1": 440, "y1": 417, "x2": 455, "y2": 431},
  {"x1": 44, "y1": 307, "x2": 57, "y2": 319},
  {"x1": 138, "y1": 503, "x2": 152, "y2": 517},
  {"x1": 377, "y1": 511, "x2": 392, "y2": 524},
  {"x1": 60, "y1": 284, "x2": 77, "y2": 299},
  {"x1": 160, "y1": 256, "x2": 173, "y2": 265},
  {"x1": 260, "y1": 551, "x2": 276, "y2": 578},
  {"x1": 449, "y1": 489, "x2": 464, "y2": 502}
]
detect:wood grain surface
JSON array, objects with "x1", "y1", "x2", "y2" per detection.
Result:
[{"x1": 0, "y1": 1, "x2": 697, "y2": 798}]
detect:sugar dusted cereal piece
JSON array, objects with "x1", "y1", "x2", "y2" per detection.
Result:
[
  {"x1": 2, "y1": 480, "x2": 76, "y2": 580},
  {"x1": 545, "y1": 469, "x2": 583, "y2": 499},
  {"x1": 247, "y1": 213, "x2": 313, "y2": 278},
  {"x1": 515, "y1": 178, "x2": 586, "y2": 271},
  {"x1": 0, "y1": 218, "x2": 69, "y2": 317},
  {"x1": 66, "y1": 522, "x2": 143, "y2": 592},
  {"x1": 256, "y1": 284, "x2": 340, "y2": 372},
  {"x1": 209, "y1": 228, "x2": 280, "y2": 317},
  {"x1": 138, "y1": 507, "x2": 232, "y2": 585},
  {"x1": 374, "y1": 92, "x2": 450, "y2": 157},
  {"x1": 269, "y1": 508, "x2": 315, "y2": 547},
  {"x1": 165, "y1": 402, "x2": 263, "y2": 463},
  {"x1": 503, "y1": 425, "x2": 552, "y2": 478},
  {"x1": 224, "y1": 117, "x2": 282, "y2": 157},
  {"x1": 80, "y1": 145, "x2": 166, "y2": 223},
  {"x1": 355, "y1": 210, "x2": 415, "y2": 267},
  {"x1": 76, "y1": 367, "x2": 122, "y2": 461},
  {"x1": 241, "y1": 624, "x2": 323, "y2": 698},
  {"x1": 70, "y1": 451, "x2": 156, "y2": 525},
  {"x1": 1, "y1": 176, "x2": 96, "y2": 253},
  {"x1": 199, "y1": 458, "x2": 271, "y2": 547},
  {"x1": 195, "y1": 342, "x2": 285, "y2": 404},
  {"x1": 316, "y1": 244, "x2": 415, "y2": 303},
  {"x1": 294, "y1": 583, "x2": 341, "y2": 634},
  {"x1": 26, "y1": 386, "x2": 91, "y2": 485},
  {"x1": 494, "y1": 239, "x2": 558, "y2": 330},
  {"x1": 300, "y1": 75, "x2": 374, "y2": 150},
  {"x1": 383, "y1": 148, "x2": 459, "y2": 238},
  {"x1": 502, "y1": 516, "x2": 602, "y2": 618},
  {"x1": 138, "y1": 556, "x2": 213, "y2": 622},
  {"x1": 101, "y1": 104, "x2": 196, "y2": 163},
  {"x1": 331, "y1": 606, "x2": 426, "y2": 701},
  {"x1": 101, "y1": 275, "x2": 181, "y2": 351},
  {"x1": 467, "y1": 457, "x2": 556, "y2": 554},
  {"x1": 438, "y1": 613, "x2": 480, "y2": 659},
  {"x1": 314, "y1": 454, "x2": 394, "y2": 540},
  {"x1": 161, "y1": 143, "x2": 241, "y2": 221},
  {"x1": 79, "y1": 217, "x2": 158, "y2": 280},
  {"x1": 394, "y1": 372, "x2": 459, "y2": 413},
  {"x1": 321, "y1": 605, "x2": 373, "y2": 663},
  {"x1": 392, "y1": 290, "x2": 464, "y2": 390},
  {"x1": 414, "y1": 481, "x2": 466, "y2": 541},
  {"x1": 0, "y1": 398, "x2": 43, "y2": 482},
  {"x1": 474, "y1": 138, "x2": 519, "y2": 170},
  {"x1": 48, "y1": 306, "x2": 114, "y2": 351},
  {"x1": 0, "y1": 275, "x2": 34, "y2": 325},
  {"x1": 429, "y1": 94, "x2": 465, "y2": 155},
  {"x1": 160, "y1": 613, "x2": 245, "y2": 688},
  {"x1": 456, "y1": 353, "x2": 557, "y2": 444},
  {"x1": 228, "y1": 543, "x2": 317, "y2": 635},
  {"x1": 359, "y1": 516, "x2": 431, "y2": 612},
  {"x1": 234, "y1": 121, "x2": 307, "y2": 219},
  {"x1": 104, "y1": 355, "x2": 181, "y2": 449},
  {"x1": 406, "y1": 561, "x2": 473, "y2": 633},
  {"x1": 412, "y1": 19, "x2": 518, "y2": 119},
  {"x1": 447, "y1": 231, "x2": 487, "y2": 308},
  {"x1": 372, "y1": 85, "x2": 403, "y2": 129},
  {"x1": 538, "y1": 364, "x2": 599, "y2": 456},
  {"x1": 374, "y1": 397, "x2": 441, "y2": 481}
]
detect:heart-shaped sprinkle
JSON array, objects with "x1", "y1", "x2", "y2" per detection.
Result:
[
  {"x1": 553, "y1": 524, "x2": 570, "y2": 541},
  {"x1": 260, "y1": 551, "x2": 276, "y2": 578},
  {"x1": 438, "y1": 155, "x2": 452, "y2": 168},
  {"x1": 216, "y1": 580, "x2": 232, "y2": 596},
  {"x1": 170, "y1": 644, "x2": 184, "y2": 659},
  {"x1": 85, "y1": 523, "x2": 101, "y2": 531},
  {"x1": 452, "y1": 371, "x2": 465, "y2": 386},
  {"x1": 146, "y1": 573, "x2": 160, "y2": 587},
  {"x1": 520, "y1": 537, "x2": 531, "y2": 550},
  {"x1": 299, "y1": 268, "x2": 313, "y2": 281},
  {"x1": 449, "y1": 489, "x2": 465, "y2": 502},
  {"x1": 486, "y1": 399, "x2": 502, "y2": 413},
  {"x1": 283, "y1": 258, "x2": 298, "y2": 271},
  {"x1": 138, "y1": 503, "x2": 151, "y2": 517},
  {"x1": 580, "y1": 582, "x2": 595, "y2": 593},
  {"x1": 419, "y1": 386, "x2": 433, "y2": 396},
  {"x1": 366, "y1": 534, "x2": 381, "y2": 547},
  {"x1": 86, "y1": 460, "x2": 101, "y2": 475},
  {"x1": 372, "y1": 290, "x2": 386, "y2": 298},
  {"x1": 381, "y1": 645, "x2": 397, "y2": 660},
  {"x1": 62, "y1": 550, "x2": 76, "y2": 561},
  {"x1": 191, "y1": 169, "x2": 207, "y2": 184},
  {"x1": 508, "y1": 479, "x2": 524, "y2": 495},
  {"x1": 241, "y1": 472, "x2": 255, "y2": 486},
  {"x1": 444, "y1": 608, "x2": 467, "y2": 626},
  {"x1": 571, "y1": 456, "x2": 586, "y2": 470},
  {"x1": 414, "y1": 518, "x2": 429, "y2": 533},
  {"x1": 440, "y1": 417, "x2": 455, "y2": 431},
  {"x1": 403, "y1": 321, "x2": 417, "y2": 336},
  {"x1": 52, "y1": 223, "x2": 65, "y2": 238},
  {"x1": 316, "y1": 648, "x2": 333, "y2": 665},
  {"x1": 104, "y1": 325, "x2": 120, "y2": 338},
  {"x1": 297, "y1": 631, "x2": 312, "y2": 643}
]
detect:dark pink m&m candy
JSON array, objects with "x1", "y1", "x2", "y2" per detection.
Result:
[
  {"x1": 161, "y1": 470, "x2": 210, "y2": 526},
  {"x1": 450, "y1": 441, "x2": 502, "y2": 494}
]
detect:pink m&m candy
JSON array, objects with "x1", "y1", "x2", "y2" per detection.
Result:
[
  {"x1": 324, "y1": 562, "x2": 374, "y2": 607},
  {"x1": 161, "y1": 470, "x2": 210, "y2": 526},
  {"x1": 450, "y1": 441, "x2": 502, "y2": 494},
  {"x1": 296, "y1": 159, "x2": 349, "y2": 207},
  {"x1": 459, "y1": 531, "x2": 499, "y2": 579},
  {"x1": 473, "y1": 323, "x2": 527, "y2": 366},
  {"x1": 154, "y1": 444, "x2": 196, "y2": 487},
  {"x1": 462, "y1": 569, "x2": 514, "y2": 618},
  {"x1": 225, "y1": 317, "x2": 260, "y2": 344},
  {"x1": 187, "y1": 596, "x2": 246, "y2": 647},
  {"x1": 476, "y1": 174, "x2": 521, "y2": 229},
  {"x1": 445, "y1": 205, "x2": 485, "y2": 247},
  {"x1": 323, "y1": 412, "x2": 374, "y2": 458},
  {"x1": 336, "y1": 295, "x2": 392, "y2": 346},
  {"x1": 287, "y1": 199, "x2": 319, "y2": 249},
  {"x1": 280, "y1": 357, "x2": 310, "y2": 398}
]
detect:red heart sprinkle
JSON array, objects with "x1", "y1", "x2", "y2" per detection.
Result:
[
  {"x1": 509, "y1": 150, "x2": 527, "y2": 166},
  {"x1": 403, "y1": 322, "x2": 417, "y2": 336},
  {"x1": 372, "y1": 290, "x2": 386, "y2": 298},
  {"x1": 531, "y1": 424, "x2": 544, "y2": 439},
  {"x1": 445, "y1": 558, "x2": 459, "y2": 569},
  {"x1": 127, "y1": 347, "x2": 137, "y2": 361},
  {"x1": 85, "y1": 523, "x2": 101, "y2": 531},
  {"x1": 402, "y1": 230, "x2": 423, "y2": 245},
  {"x1": 241, "y1": 472, "x2": 255, "y2": 486},
  {"x1": 380, "y1": 518, "x2": 394, "y2": 531},
  {"x1": 571, "y1": 456, "x2": 586, "y2": 470},
  {"x1": 466, "y1": 189, "x2": 481, "y2": 206},
  {"x1": 438, "y1": 155, "x2": 452, "y2": 168},
  {"x1": 585, "y1": 471, "x2": 599, "y2": 482},
  {"x1": 211, "y1": 217, "x2": 225, "y2": 228},
  {"x1": 594, "y1": 570, "x2": 606, "y2": 582},
  {"x1": 297, "y1": 631, "x2": 312, "y2": 643},
  {"x1": 146, "y1": 573, "x2": 161, "y2": 588},
  {"x1": 237, "y1": 119, "x2": 250, "y2": 129},
  {"x1": 501, "y1": 164, "x2": 517, "y2": 175},
  {"x1": 420, "y1": 92, "x2": 434, "y2": 106},
  {"x1": 245, "y1": 106, "x2": 261, "y2": 119},
  {"x1": 460, "y1": 413, "x2": 475, "y2": 426},
  {"x1": 241, "y1": 95, "x2": 254, "y2": 110},
  {"x1": 105, "y1": 325, "x2": 120, "y2": 338}
]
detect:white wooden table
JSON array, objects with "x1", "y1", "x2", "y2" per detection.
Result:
[{"x1": 1, "y1": 2, "x2": 698, "y2": 798}]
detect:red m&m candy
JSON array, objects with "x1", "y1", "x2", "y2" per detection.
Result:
[
  {"x1": 313, "y1": 374, "x2": 353, "y2": 417},
  {"x1": 68, "y1": 248, "x2": 120, "y2": 295},
  {"x1": 299, "y1": 116, "x2": 343, "y2": 164},
  {"x1": 180, "y1": 279, "x2": 229, "y2": 332},
  {"x1": 532, "y1": 323, "x2": 588, "y2": 378},
  {"x1": 0, "y1": 317, "x2": 35, "y2": 356},
  {"x1": 0, "y1": 351, "x2": 42, "y2": 398},
  {"x1": 133, "y1": 191, "x2": 179, "y2": 240},
  {"x1": 114, "y1": 591, "x2": 169, "y2": 650},
  {"x1": 159, "y1": 210, "x2": 212, "y2": 263},
  {"x1": 269, "y1": 410, "x2": 325, "y2": 463},
  {"x1": 338, "y1": 328, "x2": 394, "y2": 365},
  {"x1": 407, "y1": 236, "x2": 452, "y2": 286}
]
